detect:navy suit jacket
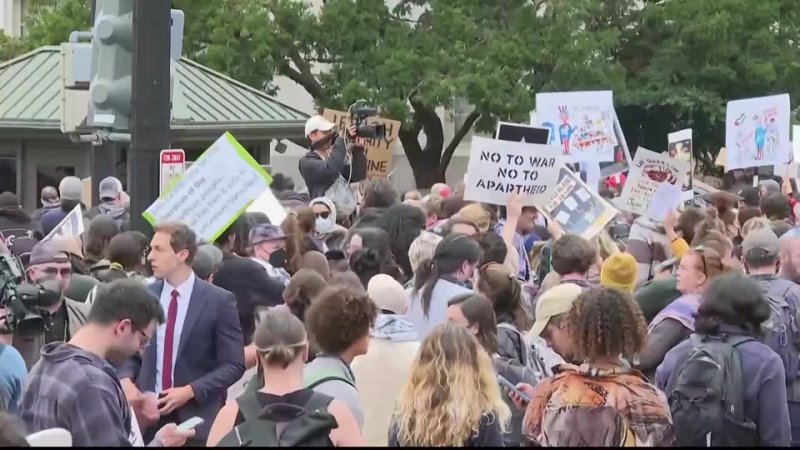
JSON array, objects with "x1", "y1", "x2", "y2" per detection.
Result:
[{"x1": 118, "y1": 278, "x2": 245, "y2": 440}]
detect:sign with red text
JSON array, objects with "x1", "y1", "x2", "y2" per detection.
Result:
[{"x1": 160, "y1": 149, "x2": 185, "y2": 196}]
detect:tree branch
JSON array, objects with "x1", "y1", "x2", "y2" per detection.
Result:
[
  {"x1": 277, "y1": 62, "x2": 325, "y2": 101},
  {"x1": 440, "y1": 109, "x2": 480, "y2": 170}
]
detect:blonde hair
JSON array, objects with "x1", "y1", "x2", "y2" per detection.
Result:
[
  {"x1": 254, "y1": 308, "x2": 308, "y2": 369},
  {"x1": 393, "y1": 324, "x2": 510, "y2": 446}
]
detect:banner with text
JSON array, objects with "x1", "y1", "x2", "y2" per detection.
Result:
[
  {"x1": 619, "y1": 147, "x2": 690, "y2": 217},
  {"x1": 143, "y1": 132, "x2": 272, "y2": 243},
  {"x1": 725, "y1": 94, "x2": 791, "y2": 170},
  {"x1": 542, "y1": 166, "x2": 618, "y2": 239},
  {"x1": 322, "y1": 109, "x2": 401, "y2": 179},
  {"x1": 463, "y1": 136, "x2": 563, "y2": 207},
  {"x1": 535, "y1": 90, "x2": 617, "y2": 163}
]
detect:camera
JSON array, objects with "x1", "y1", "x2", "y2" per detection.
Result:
[
  {"x1": 1, "y1": 252, "x2": 60, "y2": 335},
  {"x1": 350, "y1": 101, "x2": 386, "y2": 140}
]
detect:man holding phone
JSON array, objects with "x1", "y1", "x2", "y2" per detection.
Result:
[{"x1": 20, "y1": 279, "x2": 193, "y2": 447}]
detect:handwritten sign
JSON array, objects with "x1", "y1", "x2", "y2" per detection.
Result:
[
  {"x1": 725, "y1": 94, "x2": 791, "y2": 170},
  {"x1": 143, "y1": 132, "x2": 272, "y2": 243},
  {"x1": 463, "y1": 136, "x2": 563, "y2": 206},
  {"x1": 542, "y1": 166, "x2": 618, "y2": 239},
  {"x1": 619, "y1": 147, "x2": 690, "y2": 217},
  {"x1": 322, "y1": 108, "x2": 401, "y2": 179}
]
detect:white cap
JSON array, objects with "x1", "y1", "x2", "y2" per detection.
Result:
[{"x1": 304, "y1": 115, "x2": 336, "y2": 137}]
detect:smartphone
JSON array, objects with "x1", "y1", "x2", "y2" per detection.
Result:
[
  {"x1": 498, "y1": 375, "x2": 531, "y2": 403},
  {"x1": 177, "y1": 417, "x2": 204, "y2": 432}
]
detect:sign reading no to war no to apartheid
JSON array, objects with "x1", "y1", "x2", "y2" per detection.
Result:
[
  {"x1": 322, "y1": 109, "x2": 401, "y2": 179},
  {"x1": 143, "y1": 132, "x2": 272, "y2": 243},
  {"x1": 463, "y1": 136, "x2": 563, "y2": 207}
]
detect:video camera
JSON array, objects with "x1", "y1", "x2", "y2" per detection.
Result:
[
  {"x1": 0, "y1": 252, "x2": 60, "y2": 335},
  {"x1": 349, "y1": 100, "x2": 386, "y2": 140}
]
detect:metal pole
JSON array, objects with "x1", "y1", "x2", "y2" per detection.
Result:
[
  {"x1": 129, "y1": 0, "x2": 171, "y2": 235},
  {"x1": 88, "y1": 0, "x2": 117, "y2": 209}
]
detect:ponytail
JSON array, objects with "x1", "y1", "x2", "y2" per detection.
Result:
[{"x1": 414, "y1": 259, "x2": 441, "y2": 317}]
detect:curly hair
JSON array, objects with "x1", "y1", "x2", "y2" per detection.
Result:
[
  {"x1": 393, "y1": 324, "x2": 510, "y2": 447},
  {"x1": 566, "y1": 287, "x2": 647, "y2": 363},
  {"x1": 304, "y1": 285, "x2": 378, "y2": 355}
]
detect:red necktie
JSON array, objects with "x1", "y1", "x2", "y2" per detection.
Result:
[{"x1": 162, "y1": 289, "x2": 179, "y2": 391}]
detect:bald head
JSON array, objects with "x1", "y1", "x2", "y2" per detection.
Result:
[{"x1": 779, "y1": 227, "x2": 800, "y2": 283}]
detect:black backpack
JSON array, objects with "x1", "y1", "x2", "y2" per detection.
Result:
[
  {"x1": 216, "y1": 391, "x2": 338, "y2": 447},
  {"x1": 666, "y1": 333, "x2": 760, "y2": 447}
]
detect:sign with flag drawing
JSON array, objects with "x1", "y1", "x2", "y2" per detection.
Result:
[{"x1": 42, "y1": 204, "x2": 85, "y2": 242}]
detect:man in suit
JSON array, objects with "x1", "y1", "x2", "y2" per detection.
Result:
[{"x1": 119, "y1": 222, "x2": 244, "y2": 445}]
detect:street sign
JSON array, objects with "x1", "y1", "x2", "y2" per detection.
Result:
[{"x1": 159, "y1": 149, "x2": 185, "y2": 195}]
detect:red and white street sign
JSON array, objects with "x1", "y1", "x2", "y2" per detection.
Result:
[{"x1": 160, "y1": 149, "x2": 186, "y2": 195}]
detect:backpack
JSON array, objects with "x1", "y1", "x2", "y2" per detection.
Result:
[
  {"x1": 215, "y1": 391, "x2": 337, "y2": 447},
  {"x1": 497, "y1": 322, "x2": 549, "y2": 381},
  {"x1": 666, "y1": 333, "x2": 759, "y2": 447},
  {"x1": 758, "y1": 280, "x2": 800, "y2": 400}
]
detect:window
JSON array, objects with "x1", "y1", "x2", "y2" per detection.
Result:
[{"x1": 0, "y1": 157, "x2": 16, "y2": 195}]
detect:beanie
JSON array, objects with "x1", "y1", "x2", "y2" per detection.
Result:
[{"x1": 600, "y1": 253, "x2": 638, "y2": 294}]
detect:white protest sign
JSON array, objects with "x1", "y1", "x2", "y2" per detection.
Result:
[
  {"x1": 667, "y1": 128, "x2": 693, "y2": 200},
  {"x1": 535, "y1": 90, "x2": 617, "y2": 163},
  {"x1": 143, "y1": 132, "x2": 272, "y2": 243},
  {"x1": 646, "y1": 182, "x2": 683, "y2": 222},
  {"x1": 463, "y1": 136, "x2": 563, "y2": 207},
  {"x1": 794, "y1": 125, "x2": 800, "y2": 160},
  {"x1": 42, "y1": 204, "x2": 84, "y2": 242},
  {"x1": 159, "y1": 149, "x2": 186, "y2": 196},
  {"x1": 542, "y1": 166, "x2": 618, "y2": 240},
  {"x1": 725, "y1": 94, "x2": 791, "y2": 170},
  {"x1": 247, "y1": 188, "x2": 288, "y2": 226},
  {"x1": 619, "y1": 147, "x2": 690, "y2": 218}
]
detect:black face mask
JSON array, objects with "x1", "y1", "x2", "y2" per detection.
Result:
[{"x1": 269, "y1": 248, "x2": 288, "y2": 269}]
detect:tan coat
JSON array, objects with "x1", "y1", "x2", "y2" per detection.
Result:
[{"x1": 13, "y1": 298, "x2": 90, "y2": 370}]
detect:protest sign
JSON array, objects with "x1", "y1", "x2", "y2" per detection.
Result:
[
  {"x1": 143, "y1": 132, "x2": 272, "y2": 243},
  {"x1": 495, "y1": 122, "x2": 550, "y2": 144},
  {"x1": 646, "y1": 182, "x2": 683, "y2": 222},
  {"x1": 542, "y1": 166, "x2": 618, "y2": 239},
  {"x1": 579, "y1": 162, "x2": 602, "y2": 194},
  {"x1": 667, "y1": 128, "x2": 693, "y2": 200},
  {"x1": 463, "y1": 136, "x2": 563, "y2": 207},
  {"x1": 322, "y1": 108, "x2": 401, "y2": 179},
  {"x1": 619, "y1": 147, "x2": 690, "y2": 218},
  {"x1": 725, "y1": 94, "x2": 791, "y2": 170},
  {"x1": 535, "y1": 90, "x2": 617, "y2": 163},
  {"x1": 794, "y1": 126, "x2": 800, "y2": 160},
  {"x1": 247, "y1": 188, "x2": 288, "y2": 226},
  {"x1": 42, "y1": 204, "x2": 84, "y2": 242}
]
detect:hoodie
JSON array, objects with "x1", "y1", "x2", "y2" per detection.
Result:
[
  {"x1": 351, "y1": 314, "x2": 420, "y2": 446},
  {"x1": 626, "y1": 216, "x2": 672, "y2": 287},
  {"x1": 89, "y1": 202, "x2": 130, "y2": 231},
  {"x1": 20, "y1": 342, "x2": 135, "y2": 447}
]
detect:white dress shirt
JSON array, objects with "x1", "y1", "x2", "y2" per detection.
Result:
[{"x1": 155, "y1": 271, "x2": 195, "y2": 393}]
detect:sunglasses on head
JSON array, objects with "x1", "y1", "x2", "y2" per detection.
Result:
[
  {"x1": 315, "y1": 211, "x2": 330, "y2": 219},
  {"x1": 693, "y1": 245, "x2": 708, "y2": 276}
]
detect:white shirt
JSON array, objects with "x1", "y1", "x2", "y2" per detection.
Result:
[
  {"x1": 249, "y1": 257, "x2": 290, "y2": 287},
  {"x1": 155, "y1": 271, "x2": 195, "y2": 393}
]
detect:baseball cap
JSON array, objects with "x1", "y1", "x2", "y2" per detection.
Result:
[
  {"x1": 98, "y1": 176, "x2": 123, "y2": 201},
  {"x1": 742, "y1": 227, "x2": 780, "y2": 259},
  {"x1": 40, "y1": 186, "x2": 59, "y2": 202},
  {"x1": 249, "y1": 224, "x2": 287, "y2": 247},
  {"x1": 29, "y1": 240, "x2": 70, "y2": 266},
  {"x1": 738, "y1": 187, "x2": 760, "y2": 207},
  {"x1": 58, "y1": 176, "x2": 83, "y2": 201},
  {"x1": 600, "y1": 253, "x2": 638, "y2": 294},
  {"x1": 367, "y1": 274, "x2": 408, "y2": 314},
  {"x1": 530, "y1": 283, "x2": 583, "y2": 337},
  {"x1": 304, "y1": 115, "x2": 336, "y2": 138},
  {"x1": 759, "y1": 179, "x2": 781, "y2": 197},
  {"x1": 192, "y1": 245, "x2": 217, "y2": 280}
]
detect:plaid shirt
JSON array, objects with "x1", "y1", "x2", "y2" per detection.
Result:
[{"x1": 21, "y1": 342, "x2": 133, "y2": 447}]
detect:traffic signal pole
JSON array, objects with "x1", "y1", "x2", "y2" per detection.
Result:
[{"x1": 129, "y1": 0, "x2": 171, "y2": 235}]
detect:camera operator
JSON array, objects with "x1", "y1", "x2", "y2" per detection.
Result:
[
  {"x1": 299, "y1": 115, "x2": 367, "y2": 202},
  {"x1": 12, "y1": 240, "x2": 89, "y2": 370}
]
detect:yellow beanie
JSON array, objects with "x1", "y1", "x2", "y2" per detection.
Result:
[{"x1": 600, "y1": 253, "x2": 638, "y2": 293}]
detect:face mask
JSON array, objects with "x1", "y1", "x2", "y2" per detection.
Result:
[
  {"x1": 316, "y1": 217, "x2": 334, "y2": 234},
  {"x1": 269, "y1": 247, "x2": 288, "y2": 269}
]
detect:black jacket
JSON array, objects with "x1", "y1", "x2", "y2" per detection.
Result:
[
  {"x1": 0, "y1": 213, "x2": 41, "y2": 239},
  {"x1": 298, "y1": 137, "x2": 367, "y2": 200}
]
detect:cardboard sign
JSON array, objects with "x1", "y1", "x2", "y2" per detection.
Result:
[
  {"x1": 159, "y1": 149, "x2": 186, "y2": 196},
  {"x1": 495, "y1": 122, "x2": 551, "y2": 144},
  {"x1": 667, "y1": 128, "x2": 693, "y2": 200},
  {"x1": 542, "y1": 166, "x2": 618, "y2": 239},
  {"x1": 42, "y1": 204, "x2": 84, "y2": 242},
  {"x1": 619, "y1": 147, "x2": 690, "y2": 218},
  {"x1": 725, "y1": 94, "x2": 791, "y2": 170},
  {"x1": 143, "y1": 132, "x2": 272, "y2": 243},
  {"x1": 463, "y1": 136, "x2": 563, "y2": 207},
  {"x1": 322, "y1": 108, "x2": 401, "y2": 179},
  {"x1": 535, "y1": 90, "x2": 618, "y2": 163}
]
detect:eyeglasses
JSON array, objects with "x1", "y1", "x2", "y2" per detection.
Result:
[
  {"x1": 693, "y1": 245, "x2": 708, "y2": 276},
  {"x1": 39, "y1": 267, "x2": 72, "y2": 278},
  {"x1": 315, "y1": 211, "x2": 330, "y2": 219},
  {"x1": 137, "y1": 329, "x2": 152, "y2": 348}
]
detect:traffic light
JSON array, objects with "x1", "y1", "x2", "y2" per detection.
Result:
[{"x1": 88, "y1": 0, "x2": 133, "y2": 131}]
